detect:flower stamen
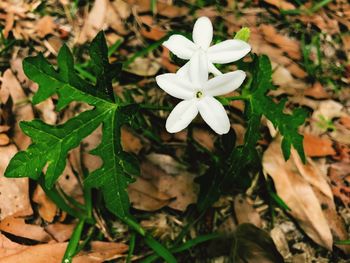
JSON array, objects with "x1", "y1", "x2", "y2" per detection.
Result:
[{"x1": 196, "y1": 91, "x2": 203, "y2": 99}]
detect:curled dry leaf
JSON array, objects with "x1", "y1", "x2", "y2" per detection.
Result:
[
  {"x1": 0, "y1": 145, "x2": 32, "y2": 220},
  {"x1": 263, "y1": 139, "x2": 333, "y2": 250},
  {"x1": 0, "y1": 216, "x2": 53, "y2": 242},
  {"x1": 0, "y1": 233, "x2": 128, "y2": 263}
]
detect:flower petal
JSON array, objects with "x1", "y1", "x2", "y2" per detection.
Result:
[
  {"x1": 207, "y1": 39, "x2": 251, "y2": 64},
  {"x1": 163, "y1": 35, "x2": 196, "y2": 60},
  {"x1": 197, "y1": 96, "x2": 230, "y2": 134},
  {"x1": 203, "y1": 70, "x2": 246, "y2": 96},
  {"x1": 208, "y1": 62, "x2": 222, "y2": 76},
  {"x1": 189, "y1": 50, "x2": 208, "y2": 86},
  {"x1": 166, "y1": 99, "x2": 198, "y2": 133},
  {"x1": 156, "y1": 73, "x2": 195, "y2": 100},
  {"x1": 192, "y1": 17, "x2": 213, "y2": 50},
  {"x1": 177, "y1": 61, "x2": 190, "y2": 80}
]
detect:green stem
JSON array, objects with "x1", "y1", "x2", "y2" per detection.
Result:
[
  {"x1": 76, "y1": 226, "x2": 96, "y2": 253},
  {"x1": 74, "y1": 64, "x2": 96, "y2": 82},
  {"x1": 62, "y1": 219, "x2": 85, "y2": 263},
  {"x1": 310, "y1": 0, "x2": 332, "y2": 13},
  {"x1": 126, "y1": 232, "x2": 136, "y2": 263},
  {"x1": 141, "y1": 233, "x2": 221, "y2": 263}
]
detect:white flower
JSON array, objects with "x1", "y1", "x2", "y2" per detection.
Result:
[
  {"x1": 163, "y1": 16, "x2": 251, "y2": 76},
  {"x1": 156, "y1": 51, "x2": 246, "y2": 135}
]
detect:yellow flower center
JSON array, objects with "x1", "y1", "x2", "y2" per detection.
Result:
[{"x1": 196, "y1": 91, "x2": 203, "y2": 99}]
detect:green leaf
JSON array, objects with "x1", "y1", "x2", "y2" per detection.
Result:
[
  {"x1": 5, "y1": 31, "x2": 137, "y2": 220},
  {"x1": 234, "y1": 27, "x2": 250, "y2": 42},
  {"x1": 5, "y1": 109, "x2": 107, "y2": 187},
  {"x1": 89, "y1": 31, "x2": 122, "y2": 101},
  {"x1": 84, "y1": 106, "x2": 139, "y2": 219},
  {"x1": 246, "y1": 55, "x2": 307, "y2": 162},
  {"x1": 196, "y1": 55, "x2": 306, "y2": 213}
]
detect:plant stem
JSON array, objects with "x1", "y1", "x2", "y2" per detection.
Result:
[
  {"x1": 126, "y1": 232, "x2": 136, "y2": 263},
  {"x1": 62, "y1": 219, "x2": 85, "y2": 263}
]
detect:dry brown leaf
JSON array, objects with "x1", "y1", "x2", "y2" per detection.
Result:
[
  {"x1": 3, "y1": 11, "x2": 14, "y2": 38},
  {"x1": 125, "y1": 56, "x2": 161, "y2": 76},
  {"x1": 313, "y1": 100, "x2": 343, "y2": 120},
  {"x1": 57, "y1": 162, "x2": 84, "y2": 203},
  {"x1": 303, "y1": 133, "x2": 336, "y2": 157},
  {"x1": 299, "y1": 11, "x2": 340, "y2": 35},
  {"x1": 1, "y1": 69, "x2": 34, "y2": 150},
  {"x1": 0, "y1": 133, "x2": 10, "y2": 146},
  {"x1": 32, "y1": 185, "x2": 58, "y2": 223},
  {"x1": 0, "y1": 145, "x2": 32, "y2": 220},
  {"x1": 270, "y1": 227, "x2": 290, "y2": 259},
  {"x1": 263, "y1": 139, "x2": 333, "y2": 250},
  {"x1": 340, "y1": 115, "x2": 350, "y2": 129},
  {"x1": 45, "y1": 223, "x2": 76, "y2": 242},
  {"x1": 193, "y1": 127, "x2": 215, "y2": 151},
  {"x1": 105, "y1": 0, "x2": 130, "y2": 35},
  {"x1": 329, "y1": 163, "x2": 350, "y2": 207},
  {"x1": 263, "y1": 0, "x2": 296, "y2": 10},
  {"x1": 121, "y1": 126, "x2": 143, "y2": 154},
  {"x1": 330, "y1": 124, "x2": 350, "y2": 145},
  {"x1": 0, "y1": 233, "x2": 128, "y2": 262},
  {"x1": 260, "y1": 25, "x2": 301, "y2": 60},
  {"x1": 234, "y1": 194, "x2": 262, "y2": 228},
  {"x1": 312, "y1": 186, "x2": 350, "y2": 254},
  {"x1": 128, "y1": 176, "x2": 172, "y2": 211},
  {"x1": 77, "y1": 0, "x2": 108, "y2": 44},
  {"x1": 304, "y1": 82, "x2": 329, "y2": 99},
  {"x1": 0, "y1": 216, "x2": 53, "y2": 242},
  {"x1": 82, "y1": 126, "x2": 103, "y2": 173},
  {"x1": 250, "y1": 32, "x2": 306, "y2": 78},
  {"x1": 140, "y1": 26, "x2": 166, "y2": 41},
  {"x1": 161, "y1": 48, "x2": 178, "y2": 73},
  {"x1": 126, "y1": 0, "x2": 188, "y2": 17},
  {"x1": 35, "y1": 16, "x2": 56, "y2": 38},
  {"x1": 129, "y1": 159, "x2": 198, "y2": 212},
  {"x1": 35, "y1": 98, "x2": 57, "y2": 125}
]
